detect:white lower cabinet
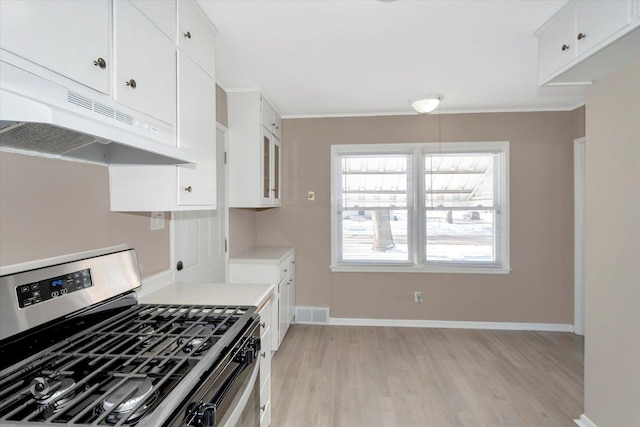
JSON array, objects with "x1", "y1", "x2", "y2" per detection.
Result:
[
  {"x1": 257, "y1": 297, "x2": 272, "y2": 427},
  {"x1": 229, "y1": 247, "x2": 296, "y2": 352}
]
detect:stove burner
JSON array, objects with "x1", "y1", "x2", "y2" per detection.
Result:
[
  {"x1": 180, "y1": 336, "x2": 211, "y2": 354},
  {"x1": 102, "y1": 378, "x2": 157, "y2": 425},
  {"x1": 31, "y1": 377, "x2": 76, "y2": 408}
]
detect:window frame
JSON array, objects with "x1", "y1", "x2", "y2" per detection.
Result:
[{"x1": 330, "y1": 141, "x2": 510, "y2": 274}]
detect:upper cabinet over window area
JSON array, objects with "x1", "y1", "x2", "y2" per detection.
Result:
[
  {"x1": 535, "y1": 0, "x2": 640, "y2": 86},
  {"x1": 227, "y1": 91, "x2": 282, "y2": 208}
]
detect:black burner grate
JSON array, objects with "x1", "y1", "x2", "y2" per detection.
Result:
[{"x1": 0, "y1": 304, "x2": 253, "y2": 426}]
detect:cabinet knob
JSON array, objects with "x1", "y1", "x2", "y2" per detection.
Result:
[
  {"x1": 176, "y1": 260, "x2": 184, "y2": 271},
  {"x1": 261, "y1": 351, "x2": 266, "y2": 358},
  {"x1": 260, "y1": 322, "x2": 266, "y2": 328},
  {"x1": 260, "y1": 405, "x2": 266, "y2": 412},
  {"x1": 125, "y1": 79, "x2": 137, "y2": 88},
  {"x1": 184, "y1": 31, "x2": 192, "y2": 39},
  {"x1": 93, "y1": 57, "x2": 106, "y2": 69},
  {"x1": 561, "y1": 44, "x2": 570, "y2": 51},
  {"x1": 185, "y1": 186, "x2": 193, "y2": 193},
  {"x1": 577, "y1": 33, "x2": 586, "y2": 40}
]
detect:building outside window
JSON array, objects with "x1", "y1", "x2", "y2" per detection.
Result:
[{"x1": 331, "y1": 141, "x2": 510, "y2": 274}]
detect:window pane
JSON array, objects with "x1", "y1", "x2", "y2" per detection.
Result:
[
  {"x1": 425, "y1": 154, "x2": 495, "y2": 208},
  {"x1": 341, "y1": 209, "x2": 410, "y2": 262},
  {"x1": 425, "y1": 210, "x2": 496, "y2": 262},
  {"x1": 338, "y1": 153, "x2": 412, "y2": 263}
]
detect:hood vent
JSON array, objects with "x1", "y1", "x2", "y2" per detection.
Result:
[{"x1": 0, "y1": 60, "x2": 194, "y2": 165}]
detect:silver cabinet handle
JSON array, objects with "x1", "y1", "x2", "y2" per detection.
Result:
[
  {"x1": 184, "y1": 31, "x2": 192, "y2": 39},
  {"x1": 260, "y1": 405, "x2": 266, "y2": 411},
  {"x1": 93, "y1": 57, "x2": 106, "y2": 69},
  {"x1": 577, "y1": 32, "x2": 586, "y2": 40},
  {"x1": 261, "y1": 351, "x2": 266, "y2": 358},
  {"x1": 561, "y1": 44, "x2": 570, "y2": 51},
  {"x1": 260, "y1": 322, "x2": 266, "y2": 328},
  {"x1": 125, "y1": 79, "x2": 137, "y2": 88},
  {"x1": 185, "y1": 186, "x2": 193, "y2": 193}
]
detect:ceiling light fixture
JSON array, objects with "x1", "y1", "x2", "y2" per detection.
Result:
[{"x1": 410, "y1": 96, "x2": 442, "y2": 114}]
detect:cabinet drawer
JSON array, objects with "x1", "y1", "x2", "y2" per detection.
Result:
[
  {"x1": 259, "y1": 329, "x2": 272, "y2": 388},
  {"x1": 259, "y1": 375, "x2": 271, "y2": 427},
  {"x1": 278, "y1": 260, "x2": 291, "y2": 282},
  {"x1": 178, "y1": 0, "x2": 216, "y2": 77}
]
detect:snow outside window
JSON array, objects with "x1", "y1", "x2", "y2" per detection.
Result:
[{"x1": 331, "y1": 142, "x2": 510, "y2": 274}]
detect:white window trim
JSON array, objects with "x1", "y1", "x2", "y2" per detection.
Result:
[{"x1": 330, "y1": 141, "x2": 510, "y2": 274}]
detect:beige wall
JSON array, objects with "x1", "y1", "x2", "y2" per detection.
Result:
[
  {"x1": 228, "y1": 208, "x2": 258, "y2": 256},
  {"x1": 254, "y1": 108, "x2": 585, "y2": 323},
  {"x1": 0, "y1": 152, "x2": 170, "y2": 277},
  {"x1": 584, "y1": 60, "x2": 640, "y2": 426}
]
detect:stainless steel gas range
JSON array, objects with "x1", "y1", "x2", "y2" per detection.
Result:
[{"x1": 0, "y1": 247, "x2": 261, "y2": 426}]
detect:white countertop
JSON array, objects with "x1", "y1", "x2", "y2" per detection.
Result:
[
  {"x1": 229, "y1": 246, "x2": 294, "y2": 264},
  {"x1": 138, "y1": 282, "x2": 274, "y2": 308}
]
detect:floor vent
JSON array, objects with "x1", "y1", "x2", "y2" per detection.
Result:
[{"x1": 295, "y1": 306, "x2": 329, "y2": 325}]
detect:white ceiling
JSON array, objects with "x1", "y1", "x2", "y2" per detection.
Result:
[{"x1": 198, "y1": 0, "x2": 586, "y2": 117}]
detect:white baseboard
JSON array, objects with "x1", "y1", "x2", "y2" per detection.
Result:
[
  {"x1": 136, "y1": 269, "x2": 175, "y2": 298},
  {"x1": 574, "y1": 414, "x2": 598, "y2": 427},
  {"x1": 329, "y1": 317, "x2": 574, "y2": 332}
]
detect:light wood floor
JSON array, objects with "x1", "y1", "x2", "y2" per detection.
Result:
[{"x1": 271, "y1": 325, "x2": 583, "y2": 427}]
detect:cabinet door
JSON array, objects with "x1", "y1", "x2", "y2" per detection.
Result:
[
  {"x1": 178, "y1": 0, "x2": 216, "y2": 77},
  {"x1": 261, "y1": 131, "x2": 274, "y2": 205},
  {"x1": 288, "y1": 257, "x2": 296, "y2": 325},
  {"x1": 114, "y1": 0, "x2": 176, "y2": 125},
  {"x1": 273, "y1": 138, "x2": 282, "y2": 206},
  {"x1": 261, "y1": 97, "x2": 275, "y2": 134},
  {"x1": 177, "y1": 52, "x2": 216, "y2": 206},
  {"x1": 575, "y1": 0, "x2": 632, "y2": 55},
  {"x1": 278, "y1": 277, "x2": 289, "y2": 344},
  {"x1": 537, "y1": 3, "x2": 577, "y2": 80},
  {"x1": 0, "y1": 0, "x2": 110, "y2": 94},
  {"x1": 273, "y1": 113, "x2": 283, "y2": 141},
  {"x1": 130, "y1": 0, "x2": 176, "y2": 40}
]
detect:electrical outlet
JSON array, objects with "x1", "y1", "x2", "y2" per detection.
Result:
[
  {"x1": 414, "y1": 291, "x2": 423, "y2": 303},
  {"x1": 308, "y1": 191, "x2": 315, "y2": 201},
  {"x1": 150, "y1": 212, "x2": 165, "y2": 230}
]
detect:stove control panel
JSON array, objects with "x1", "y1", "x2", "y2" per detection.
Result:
[{"x1": 16, "y1": 268, "x2": 93, "y2": 308}]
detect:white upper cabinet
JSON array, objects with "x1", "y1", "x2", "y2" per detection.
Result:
[
  {"x1": 176, "y1": 51, "x2": 217, "y2": 207},
  {"x1": 536, "y1": 0, "x2": 640, "y2": 85},
  {"x1": 178, "y1": 0, "x2": 217, "y2": 77},
  {"x1": 0, "y1": 0, "x2": 110, "y2": 94},
  {"x1": 228, "y1": 91, "x2": 282, "y2": 208},
  {"x1": 110, "y1": 0, "x2": 217, "y2": 211},
  {"x1": 114, "y1": 0, "x2": 176, "y2": 126},
  {"x1": 130, "y1": 0, "x2": 176, "y2": 40}
]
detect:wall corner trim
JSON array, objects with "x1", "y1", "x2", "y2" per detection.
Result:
[
  {"x1": 329, "y1": 317, "x2": 574, "y2": 332},
  {"x1": 574, "y1": 414, "x2": 598, "y2": 427}
]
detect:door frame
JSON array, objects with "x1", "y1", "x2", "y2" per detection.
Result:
[{"x1": 574, "y1": 137, "x2": 586, "y2": 335}]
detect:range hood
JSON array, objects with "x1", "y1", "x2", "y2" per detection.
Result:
[{"x1": 0, "y1": 60, "x2": 194, "y2": 165}]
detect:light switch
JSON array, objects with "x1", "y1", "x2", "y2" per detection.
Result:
[{"x1": 308, "y1": 191, "x2": 315, "y2": 201}]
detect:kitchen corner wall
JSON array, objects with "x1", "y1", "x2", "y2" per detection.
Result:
[
  {"x1": 0, "y1": 152, "x2": 170, "y2": 277},
  {"x1": 255, "y1": 107, "x2": 585, "y2": 323},
  {"x1": 583, "y1": 59, "x2": 639, "y2": 427}
]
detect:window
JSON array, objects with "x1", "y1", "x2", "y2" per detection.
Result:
[{"x1": 331, "y1": 142, "x2": 509, "y2": 273}]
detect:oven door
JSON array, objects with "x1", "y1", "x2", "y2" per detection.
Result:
[{"x1": 218, "y1": 362, "x2": 260, "y2": 427}]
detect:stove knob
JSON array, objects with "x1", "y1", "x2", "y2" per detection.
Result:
[{"x1": 187, "y1": 402, "x2": 216, "y2": 427}]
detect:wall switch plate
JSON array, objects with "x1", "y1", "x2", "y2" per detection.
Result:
[
  {"x1": 150, "y1": 211, "x2": 165, "y2": 230},
  {"x1": 414, "y1": 291, "x2": 423, "y2": 303},
  {"x1": 308, "y1": 191, "x2": 315, "y2": 201}
]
